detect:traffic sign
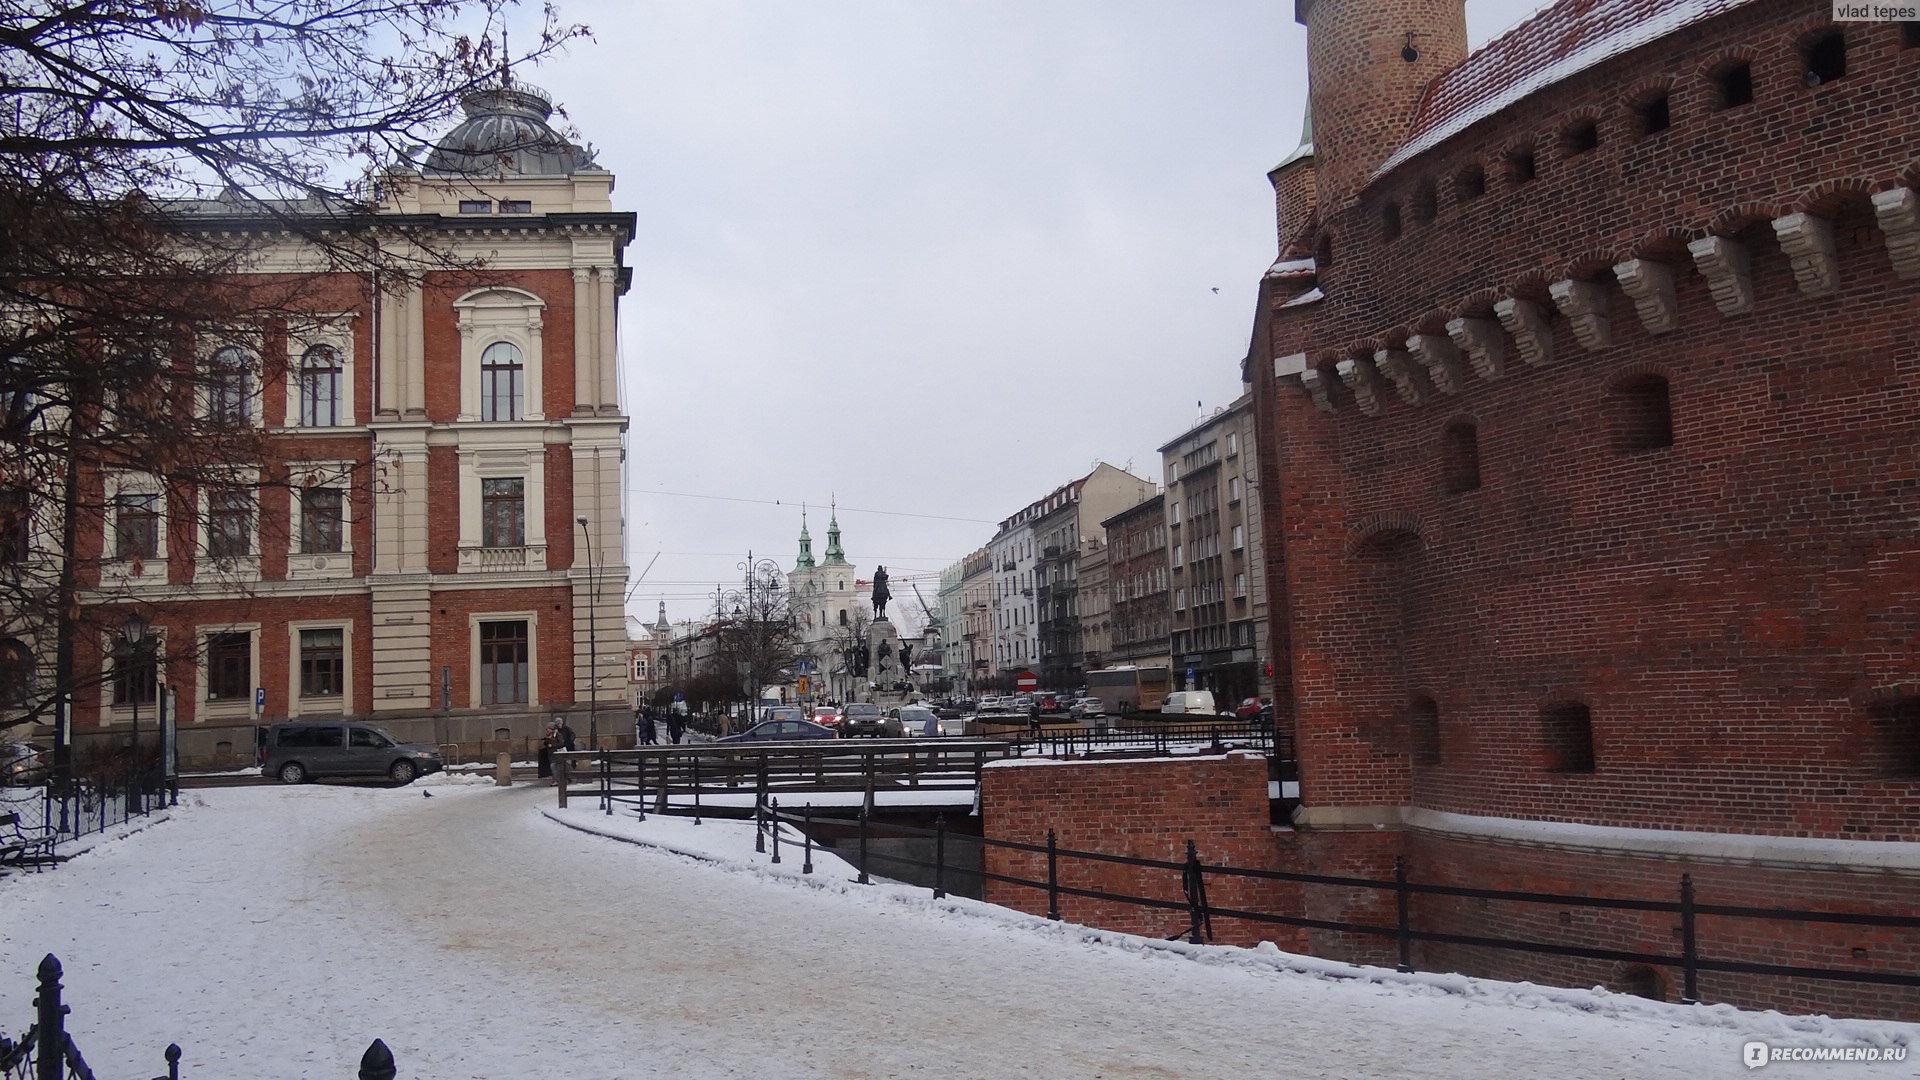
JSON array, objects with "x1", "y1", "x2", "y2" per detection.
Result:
[{"x1": 1015, "y1": 671, "x2": 1038, "y2": 691}]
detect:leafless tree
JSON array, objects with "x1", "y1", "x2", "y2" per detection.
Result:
[{"x1": 0, "y1": 1, "x2": 589, "y2": 733}]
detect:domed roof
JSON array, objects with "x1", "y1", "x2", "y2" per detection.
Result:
[{"x1": 421, "y1": 81, "x2": 600, "y2": 177}]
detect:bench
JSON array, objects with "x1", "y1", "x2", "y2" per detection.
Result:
[{"x1": 0, "y1": 811, "x2": 56, "y2": 870}]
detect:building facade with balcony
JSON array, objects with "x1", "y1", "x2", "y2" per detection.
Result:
[
  {"x1": 1160, "y1": 397, "x2": 1268, "y2": 705},
  {"x1": 44, "y1": 79, "x2": 635, "y2": 764},
  {"x1": 1102, "y1": 493, "x2": 1170, "y2": 671},
  {"x1": 959, "y1": 548, "x2": 994, "y2": 693}
]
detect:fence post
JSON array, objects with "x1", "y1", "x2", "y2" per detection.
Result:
[
  {"x1": 1679, "y1": 873, "x2": 1699, "y2": 1004},
  {"x1": 1182, "y1": 839, "x2": 1214, "y2": 945},
  {"x1": 857, "y1": 797, "x2": 871, "y2": 885},
  {"x1": 599, "y1": 749, "x2": 612, "y2": 815},
  {"x1": 755, "y1": 795, "x2": 766, "y2": 854},
  {"x1": 1394, "y1": 856, "x2": 1414, "y2": 973},
  {"x1": 633, "y1": 752, "x2": 647, "y2": 822},
  {"x1": 691, "y1": 753, "x2": 702, "y2": 825},
  {"x1": 1046, "y1": 829, "x2": 1061, "y2": 921},
  {"x1": 803, "y1": 804, "x2": 814, "y2": 875},
  {"x1": 35, "y1": 954, "x2": 63, "y2": 1080},
  {"x1": 934, "y1": 813, "x2": 948, "y2": 900},
  {"x1": 163, "y1": 1043, "x2": 182, "y2": 1080},
  {"x1": 359, "y1": 1038, "x2": 397, "y2": 1080},
  {"x1": 769, "y1": 798, "x2": 781, "y2": 865}
]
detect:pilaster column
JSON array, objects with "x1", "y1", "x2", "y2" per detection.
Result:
[{"x1": 572, "y1": 267, "x2": 595, "y2": 417}]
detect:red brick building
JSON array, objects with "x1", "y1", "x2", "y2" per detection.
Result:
[
  {"x1": 62, "y1": 81, "x2": 634, "y2": 765},
  {"x1": 1242, "y1": 0, "x2": 1920, "y2": 1015}
]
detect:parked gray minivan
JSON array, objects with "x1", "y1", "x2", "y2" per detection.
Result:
[{"x1": 262, "y1": 722, "x2": 443, "y2": 785}]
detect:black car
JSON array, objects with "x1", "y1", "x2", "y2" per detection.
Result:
[{"x1": 839, "y1": 703, "x2": 900, "y2": 738}]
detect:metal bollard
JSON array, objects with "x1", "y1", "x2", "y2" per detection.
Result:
[{"x1": 803, "y1": 803, "x2": 814, "y2": 875}]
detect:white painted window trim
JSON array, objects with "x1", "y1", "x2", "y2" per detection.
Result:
[
  {"x1": 196, "y1": 622, "x2": 262, "y2": 720},
  {"x1": 195, "y1": 468, "x2": 261, "y2": 584},
  {"x1": 286, "y1": 619, "x2": 353, "y2": 717},
  {"x1": 197, "y1": 331, "x2": 263, "y2": 428},
  {"x1": 453, "y1": 287, "x2": 546, "y2": 423},
  {"x1": 470, "y1": 610, "x2": 540, "y2": 708},
  {"x1": 98, "y1": 628, "x2": 167, "y2": 726},
  {"x1": 457, "y1": 445, "x2": 547, "y2": 571},
  {"x1": 287, "y1": 459, "x2": 355, "y2": 580},
  {"x1": 283, "y1": 313, "x2": 358, "y2": 429},
  {"x1": 101, "y1": 472, "x2": 168, "y2": 585}
]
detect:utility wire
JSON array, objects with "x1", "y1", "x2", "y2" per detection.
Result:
[{"x1": 626, "y1": 486, "x2": 999, "y2": 525}]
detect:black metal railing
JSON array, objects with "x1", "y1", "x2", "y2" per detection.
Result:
[
  {"x1": 753, "y1": 803, "x2": 1920, "y2": 1010},
  {"x1": 39, "y1": 769, "x2": 173, "y2": 855},
  {"x1": 2, "y1": 954, "x2": 394, "y2": 1079}
]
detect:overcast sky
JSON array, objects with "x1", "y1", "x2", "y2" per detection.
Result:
[{"x1": 514, "y1": 1, "x2": 1555, "y2": 631}]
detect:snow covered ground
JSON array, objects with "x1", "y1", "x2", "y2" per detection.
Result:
[{"x1": 0, "y1": 776, "x2": 1912, "y2": 1079}]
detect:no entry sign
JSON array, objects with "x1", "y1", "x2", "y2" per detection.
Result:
[{"x1": 1015, "y1": 671, "x2": 1038, "y2": 691}]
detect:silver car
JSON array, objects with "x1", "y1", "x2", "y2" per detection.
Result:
[{"x1": 263, "y1": 722, "x2": 443, "y2": 785}]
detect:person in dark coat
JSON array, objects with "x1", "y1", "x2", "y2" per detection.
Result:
[
  {"x1": 556, "y1": 720, "x2": 577, "y2": 753},
  {"x1": 637, "y1": 706, "x2": 659, "y2": 746},
  {"x1": 665, "y1": 709, "x2": 685, "y2": 745}
]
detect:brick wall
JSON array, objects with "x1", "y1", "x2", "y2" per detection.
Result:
[{"x1": 980, "y1": 754, "x2": 1304, "y2": 950}]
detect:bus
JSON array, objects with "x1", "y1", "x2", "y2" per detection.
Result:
[{"x1": 1084, "y1": 665, "x2": 1172, "y2": 716}]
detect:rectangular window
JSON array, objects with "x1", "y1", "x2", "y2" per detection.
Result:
[
  {"x1": 114, "y1": 492, "x2": 160, "y2": 560},
  {"x1": 206, "y1": 631, "x2": 251, "y2": 700},
  {"x1": 497, "y1": 200, "x2": 532, "y2": 214},
  {"x1": 206, "y1": 351, "x2": 251, "y2": 426},
  {"x1": 1174, "y1": 587, "x2": 1186, "y2": 611},
  {"x1": 299, "y1": 628, "x2": 344, "y2": 698},
  {"x1": 1172, "y1": 544, "x2": 1182, "y2": 568},
  {"x1": 300, "y1": 487, "x2": 345, "y2": 554},
  {"x1": 481, "y1": 478, "x2": 525, "y2": 548},
  {"x1": 1232, "y1": 525, "x2": 1244, "y2": 551},
  {"x1": 1234, "y1": 572, "x2": 1247, "y2": 598},
  {"x1": 297, "y1": 347, "x2": 342, "y2": 427},
  {"x1": 111, "y1": 639, "x2": 158, "y2": 707},
  {"x1": 479, "y1": 620, "x2": 529, "y2": 705},
  {"x1": 458, "y1": 200, "x2": 492, "y2": 214},
  {"x1": 207, "y1": 487, "x2": 253, "y2": 558},
  {"x1": 1229, "y1": 477, "x2": 1242, "y2": 503},
  {"x1": 1227, "y1": 432, "x2": 1239, "y2": 457}
]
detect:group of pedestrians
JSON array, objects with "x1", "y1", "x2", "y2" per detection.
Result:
[{"x1": 634, "y1": 704, "x2": 685, "y2": 746}]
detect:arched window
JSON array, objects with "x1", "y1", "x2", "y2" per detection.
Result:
[
  {"x1": 1611, "y1": 375, "x2": 1674, "y2": 452},
  {"x1": 0, "y1": 638, "x2": 29, "y2": 707},
  {"x1": 1410, "y1": 179, "x2": 1438, "y2": 225},
  {"x1": 1441, "y1": 422, "x2": 1482, "y2": 493},
  {"x1": 1409, "y1": 695, "x2": 1441, "y2": 767},
  {"x1": 298, "y1": 345, "x2": 342, "y2": 427},
  {"x1": 1803, "y1": 32, "x2": 1846, "y2": 85},
  {"x1": 1563, "y1": 120, "x2": 1599, "y2": 156},
  {"x1": 480, "y1": 342, "x2": 525, "y2": 421},
  {"x1": 1542, "y1": 702, "x2": 1596, "y2": 773},
  {"x1": 1868, "y1": 696, "x2": 1919, "y2": 778},
  {"x1": 1507, "y1": 146, "x2": 1537, "y2": 184},
  {"x1": 206, "y1": 346, "x2": 251, "y2": 425},
  {"x1": 1638, "y1": 94, "x2": 1671, "y2": 136}
]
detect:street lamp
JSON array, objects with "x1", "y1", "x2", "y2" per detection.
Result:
[
  {"x1": 121, "y1": 609, "x2": 149, "y2": 810},
  {"x1": 577, "y1": 516, "x2": 597, "y2": 751}
]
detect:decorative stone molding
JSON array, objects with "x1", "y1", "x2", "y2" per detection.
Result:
[
  {"x1": 1493, "y1": 297, "x2": 1556, "y2": 366},
  {"x1": 1298, "y1": 367, "x2": 1335, "y2": 413},
  {"x1": 1546, "y1": 280, "x2": 1609, "y2": 351},
  {"x1": 1686, "y1": 235, "x2": 1754, "y2": 316},
  {"x1": 1372, "y1": 348, "x2": 1430, "y2": 406},
  {"x1": 1871, "y1": 187, "x2": 1920, "y2": 280},
  {"x1": 1611, "y1": 259, "x2": 1678, "y2": 334},
  {"x1": 1334, "y1": 357, "x2": 1383, "y2": 416},
  {"x1": 1771, "y1": 213, "x2": 1839, "y2": 296},
  {"x1": 1444, "y1": 316, "x2": 1507, "y2": 381},
  {"x1": 1407, "y1": 333, "x2": 1467, "y2": 395},
  {"x1": 1273, "y1": 352, "x2": 1308, "y2": 380}
]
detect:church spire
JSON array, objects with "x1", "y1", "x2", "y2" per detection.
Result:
[
  {"x1": 795, "y1": 505, "x2": 816, "y2": 570},
  {"x1": 823, "y1": 498, "x2": 848, "y2": 565}
]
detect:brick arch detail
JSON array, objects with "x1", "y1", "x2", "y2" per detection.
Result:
[
  {"x1": 1343, "y1": 513, "x2": 1427, "y2": 557},
  {"x1": 1792, "y1": 176, "x2": 1877, "y2": 217},
  {"x1": 1452, "y1": 287, "x2": 1504, "y2": 319},
  {"x1": 1533, "y1": 688, "x2": 1592, "y2": 712},
  {"x1": 1851, "y1": 681, "x2": 1920, "y2": 711},
  {"x1": 1707, "y1": 201, "x2": 1787, "y2": 237},
  {"x1": 1617, "y1": 76, "x2": 1675, "y2": 111},
  {"x1": 1693, "y1": 45, "x2": 1760, "y2": 82},
  {"x1": 1555, "y1": 249, "x2": 1623, "y2": 282},
  {"x1": 1626, "y1": 227, "x2": 1693, "y2": 263},
  {"x1": 1605, "y1": 360, "x2": 1675, "y2": 390}
]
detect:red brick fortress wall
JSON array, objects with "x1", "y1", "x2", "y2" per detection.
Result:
[{"x1": 978, "y1": 754, "x2": 1303, "y2": 950}]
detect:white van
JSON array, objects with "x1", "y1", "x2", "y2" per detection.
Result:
[{"x1": 1160, "y1": 690, "x2": 1218, "y2": 715}]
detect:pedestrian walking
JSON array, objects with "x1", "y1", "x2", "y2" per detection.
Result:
[
  {"x1": 537, "y1": 719, "x2": 559, "y2": 780},
  {"x1": 556, "y1": 719, "x2": 577, "y2": 753},
  {"x1": 666, "y1": 709, "x2": 685, "y2": 745},
  {"x1": 637, "y1": 705, "x2": 659, "y2": 746},
  {"x1": 1028, "y1": 702, "x2": 1041, "y2": 739}
]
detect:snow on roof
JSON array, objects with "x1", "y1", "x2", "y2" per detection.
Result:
[
  {"x1": 1377, "y1": 0, "x2": 1762, "y2": 178},
  {"x1": 1281, "y1": 286, "x2": 1325, "y2": 308},
  {"x1": 1265, "y1": 256, "x2": 1318, "y2": 280}
]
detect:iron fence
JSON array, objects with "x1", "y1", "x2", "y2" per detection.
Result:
[
  {"x1": 763, "y1": 799, "x2": 1920, "y2": 1010},
  {"x1": 1, "y1": 955, "x2": 394, "y2": 1079}
]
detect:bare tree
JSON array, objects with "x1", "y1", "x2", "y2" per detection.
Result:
[
  {"x1": 710, "y1": 562, "x2": 798, "y2": 719},
  {"x1": 0, "y1": 1, "x2": 588, "y2": 738}
]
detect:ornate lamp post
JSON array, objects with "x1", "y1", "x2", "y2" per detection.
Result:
[{"x1": 121, "y1": 609, "x2": 149, "y2": 809}]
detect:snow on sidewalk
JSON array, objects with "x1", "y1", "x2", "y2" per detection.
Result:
[{"x1": 0, "y1": 778, "x2": 1910, "y2": 1079}]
